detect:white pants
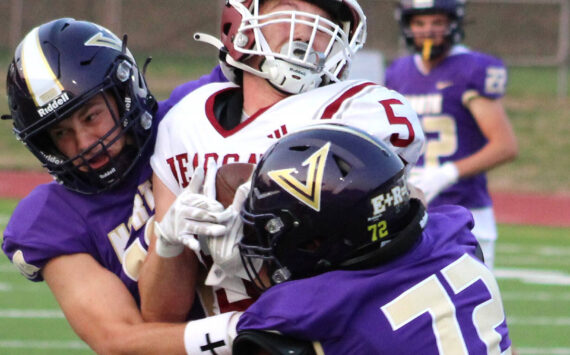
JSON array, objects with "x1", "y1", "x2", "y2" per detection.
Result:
[{"x1": 470, "y1": 207, "x2": 497, "y2": 270}]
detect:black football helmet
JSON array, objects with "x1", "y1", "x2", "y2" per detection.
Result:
[
  {"x1": 396, "y1": 0, "x2": 465, "y2": 60},
  {"x1": 5, "y1": 18, "x2": 157, "y2": 194},
  {"x1": 240, "y1": 124, "x2": 427, "y2": 290}
]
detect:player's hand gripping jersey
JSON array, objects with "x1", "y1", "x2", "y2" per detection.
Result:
[
  {"x1": 386, "y1": 45, "x2": 507, "y2": 209},
  {"x1": 152, "y1": 79, "x2": 424, "y2": 196}
]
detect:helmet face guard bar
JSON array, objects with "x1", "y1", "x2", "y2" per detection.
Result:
[
  {"x1": 240, "y1": 206, "x2": 295, "y2": 290},
  {"x1": 200, "y1": 0, "x2": 366, "y2": 94},
  {"x1": 237, "y1": 10, "x2": 349, "y2": 72}
]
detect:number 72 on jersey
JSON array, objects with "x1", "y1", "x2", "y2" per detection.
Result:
[{"x1": 381, "y1": 254, "x2": 511, "y2": 355}]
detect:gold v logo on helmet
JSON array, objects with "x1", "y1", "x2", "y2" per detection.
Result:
[
  {"x1": 85, "y1": 32, "x2": 122, "y2": 52},
  {"x1": 268, "y1": 142, "x2": 330, "y2": 212}
]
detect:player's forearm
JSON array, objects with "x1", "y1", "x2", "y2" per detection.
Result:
[
  {"x1": 94, "y1": 312, "x2": 241, "y2": 355},
  {"x1": 88, "y1": 322, "x2": 186, "y2": 355},
  {"x1": 139, "y1": 246, "x2": 198, "y2": 322},
  {"x1": 139, "y1": 174, "x2": 198, "y2": 321},
  {"x1": 454, "y1": 140, "x2": 517, "y2": 178}
]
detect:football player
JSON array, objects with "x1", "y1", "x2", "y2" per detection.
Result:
[
  {"x1": 233, "y1": 124, "x2": 513, "y2": 354},
  {"x1": 385, "y1": 0, "x2": 518, "y2": 269},
  {"x1": 139, "y1": 0, "x2": 425, "y2": 326},
  {"x1": 1, "y1": 18, "x2": 228, "y2": 353}
]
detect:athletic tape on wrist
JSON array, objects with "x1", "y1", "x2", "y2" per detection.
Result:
[{"x1": 184, "y1": 311, "x2": 242, "y2": 355}]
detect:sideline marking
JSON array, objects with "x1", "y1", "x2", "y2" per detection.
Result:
[
  {"x1": 494, "y1": 268, "x2": 570, "y2": 286},
  {"x1": 499, "y1": 243, "x2": 570, "y2": 256},
  {"x1": 0, "y1": 309, "x2": 64, "y2": 318},
  {"x1": 508, "y1": 316, "x2": 570, "y2": 326},
  {"x1": 516, "y1": 348, "x2": 570, "y2": 355},
  {"x1": 501, "y1": 291, "x2": 570, "y2": 301},
  {"x1": 0, "y1": 340, "x2": 88, "y2": 350}
]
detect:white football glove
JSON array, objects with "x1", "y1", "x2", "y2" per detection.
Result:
[
  {"x1": 205, "y1": 181, "x2": 251, "y2": 289},
  {"x1": 155, "y1": 162, "x2": 226, "y2": 258},
  {"x1": 407, "y1": 162, "x2": 459, "y2": 204}
]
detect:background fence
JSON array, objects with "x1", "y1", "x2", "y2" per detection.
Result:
[{"x1": 1, "y1": 0, "x2": 569, "y2": 94}]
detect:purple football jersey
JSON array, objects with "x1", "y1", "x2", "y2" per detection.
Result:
[
  {"x1": 1, "y1": 66, "x2": 226, "y2": 305},
  {"x1": 237, "y1": 205, "x2": 512, "y2": 354},
  {"x1": 386, "y1": 46, "x2": 507, "y2": 208}
]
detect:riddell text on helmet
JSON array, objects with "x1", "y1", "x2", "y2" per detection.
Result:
[{"x1": 37, "y1": 92, "x2": 70, "y2": 117}]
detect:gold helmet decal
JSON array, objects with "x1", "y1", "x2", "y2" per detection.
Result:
[
  {"x1": 268, "y1": 142, "x2": 330, "y2": 212},
  {"x1": 21, "y1": 27, "x2": 64, "y2": 107},
  {"x1": 84, "y1": 30, "x2": 122, "y2": 52}
]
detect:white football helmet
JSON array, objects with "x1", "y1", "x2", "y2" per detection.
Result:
[{"x1": 195, "y1": 0, "x2": 367, "y2": 94}]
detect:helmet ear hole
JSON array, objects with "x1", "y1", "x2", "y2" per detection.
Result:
[
  {"x1": 333, "y1": 155, "x2": 351, "y2": 177},
  {"x1": 297, "y1": 235, "x2": 325, "y2": 253},
  {"x1": 222, "y1": 23, "x2": 232, "y2": 36}
]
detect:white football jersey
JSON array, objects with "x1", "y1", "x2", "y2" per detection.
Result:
[
  {"x1": 152, "y1": 80, "x2": 424, "y2": 196},
  {"x1": 151, "y1": 79, "x2": 424, "y2": 315}
]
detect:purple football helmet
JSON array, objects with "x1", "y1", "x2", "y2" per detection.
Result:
[
  {"x1": 396, "y1": 0, "x2": 466, "y2": 59},
  {"x1": 6, "y1": 18, "x2": 156, "y2": 194},
  {"x1": 240, "y1": 123, "x2": 427, "y2": 289}
]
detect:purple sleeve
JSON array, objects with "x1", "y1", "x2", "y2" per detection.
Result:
[
  {"x1": 237, "y1": 206, "x2": 510, "y2": 354},
  {"x1": 384, "y1": 58, "x2": 403, "y2": 90},
  {"x1": 466, "y1": 53, "x2": 507, "y2": 100},
  {"x1": 155, "y1": 65, "x2": 227, "y2": 120},
  {"x1": 2, "y1": 185, "x2": 93, "y2": 281}
]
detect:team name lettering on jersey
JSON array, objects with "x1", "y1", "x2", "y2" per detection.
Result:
[
  {"x1": 404, "y1": 94, "x2": 443, "y2": 115},
  {"x1": 107, "y1": 179, "x2": 154, "y2": 281},
  {"x1": 166, "y1": 152, "x2": 262, "y2": 188}
]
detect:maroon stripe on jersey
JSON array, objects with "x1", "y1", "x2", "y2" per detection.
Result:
[
  {"x1": 321, "y1": 82, "x2": 375, "y2": 119},
  {"x1": 216, "y1": 285, "x2": 258, "y2": 313}
]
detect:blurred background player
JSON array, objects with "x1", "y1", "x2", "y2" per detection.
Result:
[
  {"x1": 233, "y1": 124, "x2": 512, "y2": 354},
  {"x1": 1, "y1": 18, "x2": 228, "y2": 353},
  {"x1": 385, "y1": 0, "x2": 518, "y2": 269},
  {"x1": 139, "y1": 0, "x2": 425, "y2": 324}
]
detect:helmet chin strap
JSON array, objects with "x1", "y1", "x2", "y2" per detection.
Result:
[
  {"x1": 260, "y1": 41, "x2": 325, "y2": 94},
  {"x1": 194, "y1": 32, "x2": 273, "y2": 81}
]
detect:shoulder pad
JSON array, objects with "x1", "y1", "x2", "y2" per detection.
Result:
[{"x1": 233, "y1": 330, "x2": 317, "y2": 355}]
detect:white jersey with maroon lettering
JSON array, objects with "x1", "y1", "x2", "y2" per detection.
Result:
[
  {"x1": 151, "y1": 79, "x2": 424, "y2": 315},
  {"x1": 152, "y1": 80, "x2": 424, "y2": 195}
]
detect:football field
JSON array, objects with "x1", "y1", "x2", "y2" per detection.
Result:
[{"x1": 0, "y1": 199, "x2": 569, "y2": 354}]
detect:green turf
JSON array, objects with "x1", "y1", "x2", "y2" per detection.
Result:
[
  {"x1": 495, "y1": 225, "x2": 570, "y2": 350},
  {"x1": 1, "y1": 200, "x2": 569, "y2": 353}
]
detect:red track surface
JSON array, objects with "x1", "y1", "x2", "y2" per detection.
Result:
[{"x1": 0, "y1": 170, "x2": 568, "y2": 227}]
